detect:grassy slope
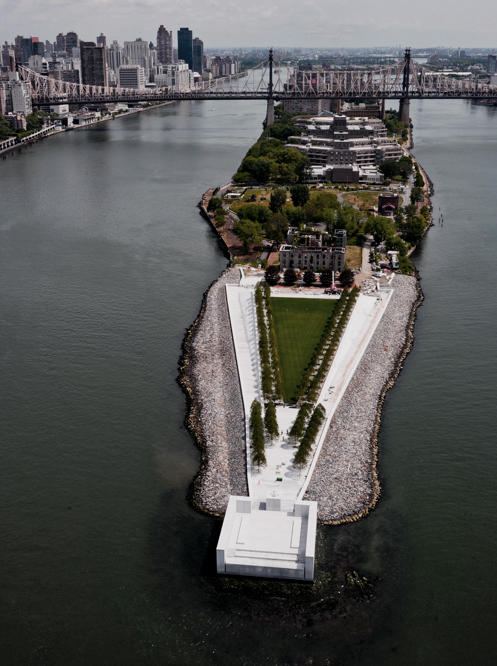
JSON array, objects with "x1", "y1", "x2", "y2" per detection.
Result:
[{"x1": 270, "y1": 297, "x2": 337, "y2": 403}]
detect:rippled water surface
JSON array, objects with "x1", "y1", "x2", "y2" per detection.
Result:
[{"x1": 0, "y1": 99, "x2": 496, "y2": 665}]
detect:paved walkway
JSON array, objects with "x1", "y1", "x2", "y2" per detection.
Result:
[{"x1": 226, "y1": 283, "x2": 393, "y2": 504}]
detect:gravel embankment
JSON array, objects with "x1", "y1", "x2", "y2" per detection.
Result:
[
  {"x1": 179, "y1": 267, "x2": 248, "y2": 515},
  {"x1": 304, "y1": 274, "x2": 422, "y2": 524}
]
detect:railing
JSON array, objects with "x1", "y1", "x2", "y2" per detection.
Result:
[{"x1": 17, "y1": 55, "x2": 497, "y2": 105}]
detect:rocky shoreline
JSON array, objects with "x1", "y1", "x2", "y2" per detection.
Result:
[
  {"x1": 303, "y1": 274, "x2": 423, "y2": 523},
  {"x1": 178, "y1": 267, "x2": 248, "y2": 516},
  {"x1": 180, "y1": 266, "x2": 423, "y2": 524}
]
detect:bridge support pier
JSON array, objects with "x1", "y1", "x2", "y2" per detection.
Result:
[
  {"x1": 399, "y1": 98, "x2": 410, "y2": 125},
  {"x1": 266, "y1": 98, "x2": 275, "y2": 127},
  {"x1": 380, "y1": 98, "x2": 386, "y2": 120}
]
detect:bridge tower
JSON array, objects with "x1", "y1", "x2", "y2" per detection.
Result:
[
  {"x1": 399, "y1": 47, "x2": 411, "y2": 125},
  {"x1": 266, "y1": 48, "x2": 275, "y2": 127}
]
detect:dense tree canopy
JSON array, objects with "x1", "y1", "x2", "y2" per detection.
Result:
[
  {"x1": 379, "y1": 155, "x2": 412, "y2": 182},
  {"x1": 290, "y1": 184, "x2": 310, "y2": 208},
  {"x1": 266, "y1": 213, "x2": 288, "y2": 243},
  {"x1": 207, "y1": 196, "x2": 223, "y2": 212},
  {"x1": 269, "y1": 189, "x2": 287, "y2": 213},
  {"x1": 234, "y1": 134, "x2": 310, "y2": 185},
  {"x1": 410, "y1": 186, "x2": 424, "y2": 204},
  {"x1": 235, "y1": 219, "x2": 264, "y2": 252},
  {"x1": 237, "y1": 203, "x2": 272, "y2": 226},
  {"x1": 365, "y1": 216, "x2": 395, "y2": 244},
  {"x1": 284, "y1": 206, "x2": 307, "y2": 228},
  {"x1": 0, "y1": 114, "x2": 14, "y2": 141}
]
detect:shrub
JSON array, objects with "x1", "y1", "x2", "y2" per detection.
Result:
[{"x1": 207, "y1": 196, "x2": 223, "y2": 212}]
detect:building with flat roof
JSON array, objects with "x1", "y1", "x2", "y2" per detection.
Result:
[
  {"x1": 193, "y1": 37, "x2": 203, "y2": 75},
  {"x1": 216, "y1": 495, "x2": 317, "y2": 581},
  {"x1": 487, "y1": 54, "x2": 497, "y2": 75},
  {"x1": 279, "y1": 231, "x2": 347, "y2": 273},
  {"x1": 80, "y1": 42, "x2": 107, "y2": 87},
  {"x1": 156, "y1": 25, "x2": 173, "y2": 65},
  {"x1": 118, "y1": 65, "x2": 145, "y2": 89},
  {"x1": 177, "y1": 28, "x2": 193, "y2": 71},
  {"x1": 154, "y1": 61, "x2": 191, "y2": 91},
  {"x1": 124, "y1": 39, "x2": 151, "y2": 78}
]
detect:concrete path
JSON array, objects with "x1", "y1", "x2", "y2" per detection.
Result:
[{"x1": 226, "y1": 283, "x2": 393, "y2": 504}]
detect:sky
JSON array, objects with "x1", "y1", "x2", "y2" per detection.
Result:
[{"x1": 1, "y1": 0, "x2": 497, "y2": 49}]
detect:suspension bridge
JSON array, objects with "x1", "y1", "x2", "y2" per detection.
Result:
[{"x1": 18, "y1": 49, "x2": 497, "y2": 126}]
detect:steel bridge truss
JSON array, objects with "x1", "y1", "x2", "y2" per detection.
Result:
[{"x1": 18, "y1": 52, "x2": 497, "y2": 105}]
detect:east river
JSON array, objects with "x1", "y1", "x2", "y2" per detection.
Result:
[{"x1": 0, "y1": 98, "x2": 496, "y2": 665}]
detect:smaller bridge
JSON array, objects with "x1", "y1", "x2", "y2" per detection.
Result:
[{"x1": 18, "y1": 48, "x2": 497, "y2": 125}]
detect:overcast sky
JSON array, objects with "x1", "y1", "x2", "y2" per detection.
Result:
[{"x1": 1, "y1": 0, "x2": 496, "y2": 49}]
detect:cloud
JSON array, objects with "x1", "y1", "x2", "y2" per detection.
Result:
[{"x1": 1, "y1": 0, "x2": 497, "y2": 46}]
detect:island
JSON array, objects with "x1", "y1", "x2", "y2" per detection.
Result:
[{"x1": 179, "y1": 103, "x2": 427, "y2": 581}]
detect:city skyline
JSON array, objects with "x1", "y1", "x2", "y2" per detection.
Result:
[{"x1": 1, "y1": 0, "x2": 497, "y2": 49}]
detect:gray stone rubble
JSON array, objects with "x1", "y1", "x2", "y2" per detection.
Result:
[
  {"x1": 303, "y1": 275, "x2": 421, "y2": 523},
  {"x1": 184, "y1": 268, "x2": 248, "y2": 515},
  {"x1": 183, "y1": 269, "x2": 420, "y2": 523}
]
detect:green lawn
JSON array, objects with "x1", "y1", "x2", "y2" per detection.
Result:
[{"x1": 270, "y1": 297, "x2": 337, "y2": 403}]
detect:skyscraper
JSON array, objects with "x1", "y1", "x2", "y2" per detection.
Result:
[
  {"x1": 177, "y1": 28, "x2": 193, "y2": 71},
  {"x1": 487, "y1": 54, "x2": 497, "y2": 75},
  {"x1": 156, "y1": 25, "x2": 173, "y2": 65},
  {"x1": 192, "y1": 37, "x2": 203, "y2": 75},
  {"x1": 20, "y1": 37, "x2": 38, "y2": 65},
  {"x1": 33, "y1": 42, "x2": 45, "y2": 57},
  {"x1": 108, "y1": 41, "x2": 123, "y2": 73},
  {"x1": 124, "y1": 39, "x2": 151, "y2": 78},
  {"x1": 97, "y1": 33, "x2": 106, "y2": 47},
  {"x1": 80, "y1": 42, "x2": 107, "y2": 87},
  {"x1": 56, "y1": 33, "x2": 66, "y2": 52},
  {"x1": 65, "y1": 32, "x2": 79, "y2": 52}
]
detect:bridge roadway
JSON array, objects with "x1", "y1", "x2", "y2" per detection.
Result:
[
  {"x1": 26, "y1": 89, "x2": 497, "y2": 105},
  {"x1": 19, "y1": 47, "x2": 497, "y2": 110}
]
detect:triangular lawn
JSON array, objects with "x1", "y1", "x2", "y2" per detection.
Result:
[{"x1": 270, "y1": 297, "x2": 337, "y2": 403}]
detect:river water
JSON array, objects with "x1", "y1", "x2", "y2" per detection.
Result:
[{"x1": 0, "y1": 99, "x2": 496, "y2": 665}]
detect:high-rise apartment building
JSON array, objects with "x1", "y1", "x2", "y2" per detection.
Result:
[
  {"x1": 108, "y1": 41, "x2": 123, "y2": 73},
  {"x1": 177, "y1": 28, "x2": 193, "y2": 71},
  {"x1": 487, "y1": 54, "x2": 497, "y2": 75},
  {"x1": 80, "y1": 42, "x2": 107, "y2": 87},
  {"x1": 33, "y1": 41, "x2": 44, "y2": 57},
  {"x1": 97, "y1": 33, "x2": 106, "y2": 48},
  {"x1": 118, "y1": 65, "x2": 145, "y2": 89},
  {"x1": 155, "y1": 61, "x2": 191, "y2": 91},
  {"x1": 192, "y1": 37, "x2": 203, "y2": 75},
  {"x1": 21, "y1": 38, "x2": 36, "y2": 64},
  {"x1": 124, "y1": 39, "x2": 151, "y2": 78},
  {"x1": 156, "y1": 25, "x2": 173, "y2": 65},
  {"x1": 65, "y1": 32, "x2": 79, "y2": 52},
  {"x1": 2, "y1": 46, "x2": 14, "y2": 68},
  {"x1": 7, "y1": 71, "x2": 33, "y2": 115},
  {"x1": 56, "y1": 33, "x2": 66, "y2": 52}
]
